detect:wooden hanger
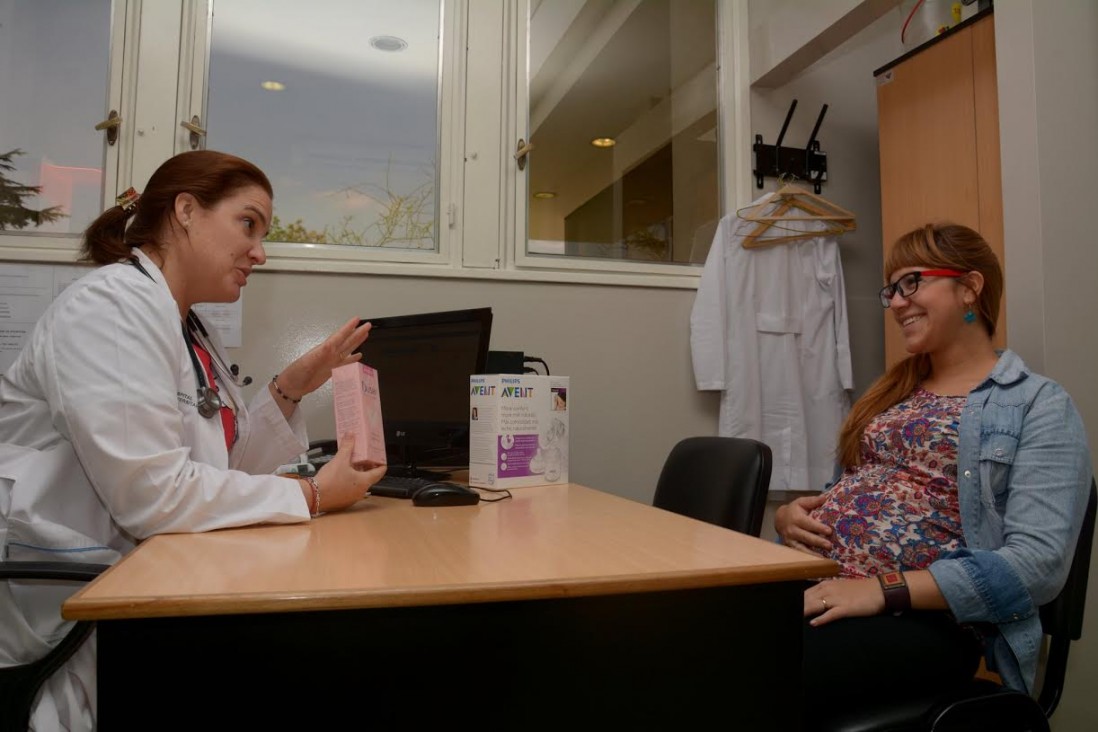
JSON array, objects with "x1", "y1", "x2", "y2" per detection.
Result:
[{"x1": 737, "y1": 183, "x2": 856, "y2": 248}]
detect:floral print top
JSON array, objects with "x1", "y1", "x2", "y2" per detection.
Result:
[{"x1": 809, "y1": 387, "x2": 966, "y2": 578}]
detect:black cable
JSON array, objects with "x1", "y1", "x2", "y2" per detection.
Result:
[
  {"x1": 477, "y1": 492, "x2": 512, "y2": 502},
  {"x1": 523, "y1": 356, "x2": 550, "y2": 375},
  {"x1": 476, "y1": 486, "x2": 513, "y2": 502}
]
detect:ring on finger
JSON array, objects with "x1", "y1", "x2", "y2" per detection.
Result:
[{"x1": 821, "y1": 598, "x2": 829, "y2": 610}]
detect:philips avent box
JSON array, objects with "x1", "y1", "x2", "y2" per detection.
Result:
[{"x1": 469, "y1": 375, "x2": 569, "y2": 489}]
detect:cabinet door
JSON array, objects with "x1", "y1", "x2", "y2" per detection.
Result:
[{"x1": 876, "y1": 16, "x2": 1004, "y2": 366}]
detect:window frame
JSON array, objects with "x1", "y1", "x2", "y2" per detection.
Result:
[
  {"x1": 509, "y1": 0, "x2": 723, "y2": 279},
  {"x1": 188, "y1": 0, "x2": 461, "y2": 267},
  {"x1": 0, "y1": 0, "x2": 132, "y2": 260},
  {"x1": 0, "y1": 0, "x2": 751, "y2": 291}
]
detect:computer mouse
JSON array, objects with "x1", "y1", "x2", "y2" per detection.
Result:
[{"x1": 412, "y1": 482, "x2": 481, "y2": 507}]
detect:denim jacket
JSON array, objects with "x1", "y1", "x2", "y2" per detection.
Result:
[{"x1": 925, "y1": 349, "x2": 1092, "y2": 693}]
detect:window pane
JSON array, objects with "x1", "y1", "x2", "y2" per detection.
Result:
[
  {"x1": 0, "y1": 0, "x2": 113, "y2": 236},
  {"x1": 526, "y1": 0, "x2": 719, "y2": 264},
  {"x1": 206, "y1": 0, "x2": 442, "y2": 250}
]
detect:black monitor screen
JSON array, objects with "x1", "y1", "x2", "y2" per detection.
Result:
[{"x1": 353, "y1": 307, "x2": 492, "y2": 474}]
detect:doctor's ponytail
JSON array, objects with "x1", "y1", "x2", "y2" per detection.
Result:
[
  {"x1": 81, "y1": 200, "x2": 139, "y2": 265},
  {"x1": 80, "y1": 150, "x2": 273, "y2": 266}
]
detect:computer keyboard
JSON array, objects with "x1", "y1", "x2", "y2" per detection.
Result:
[{"x1": 369, "y1": 475, "x2": 438, "y2": 499}]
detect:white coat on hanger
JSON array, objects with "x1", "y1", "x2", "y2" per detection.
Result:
[{"x1": 690, "y1": 192, "x2": 854, "y2": 493}]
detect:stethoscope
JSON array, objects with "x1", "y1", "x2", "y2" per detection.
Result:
[
  {"x1": 129, "y1": 257, "x2": 252, "y2": 420},
  {"x1": 184, "y1": 310, "x2": 253, "y2": 418}
]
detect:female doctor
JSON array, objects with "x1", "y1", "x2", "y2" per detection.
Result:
[{"x1": 0, "y1": 150, "x2": 386, "y2": 731}]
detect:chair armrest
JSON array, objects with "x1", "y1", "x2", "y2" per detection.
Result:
[
  {"x1": 0, "y1": 561, "x2": 109, "y2": 582},
  {"x1": 928, "y1": 688, "x2": 1049, "y2": 732}
]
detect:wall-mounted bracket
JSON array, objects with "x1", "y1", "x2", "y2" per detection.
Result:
[{"x1": 752, "y1": 100, "x2": 830, "y2": 194}]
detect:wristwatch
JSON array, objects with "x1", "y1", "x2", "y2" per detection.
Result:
[{"x1": 878, "y1": 570, "x2": 911, "y2": 615}]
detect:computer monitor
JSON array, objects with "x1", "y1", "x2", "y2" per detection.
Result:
[{"x1": 353, "y1": 307, "x2": 492, "y2": 478}]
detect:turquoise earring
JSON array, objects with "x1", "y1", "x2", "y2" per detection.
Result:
[{"x1": 963, "y1": 309, "x2": 977, "y2": 324}]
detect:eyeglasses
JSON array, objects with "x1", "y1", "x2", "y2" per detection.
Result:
[{"x1": 879, "y1": 269, "x2": 966, "y2": 308}]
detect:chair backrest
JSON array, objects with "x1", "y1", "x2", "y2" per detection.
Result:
[
  {"x1": 652, "y1": 436, "x2": 772, "y2": 536},
  {"x1": 0, "y1": 561, "x2": 107, "y2": 731},
  {"x1": 1035, "y1": 478, "x2": 1097, "y2": 718}
]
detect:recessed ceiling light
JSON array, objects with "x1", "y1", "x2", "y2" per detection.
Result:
[
  {"x1": 369, "y1": 35, "x2": 408, "y2": 52},
  {"x1": 260, "y1": 81, "x2": 286, "y2": 91},
  {"x1": 591, "y1": 137, "x2": 616, "y2": 148},
  {"x1": 533, "y1": 191, "x2": 557, "y2": 199}
]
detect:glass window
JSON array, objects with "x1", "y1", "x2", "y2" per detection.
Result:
[
  {"x1": 0, "y1": 0, "x2": 114, "y2": 237},
  {"x1": 525, "y1": 0, "x2": 720, "y2": 265},
  {"x1": 204, "y1": 0, "x2": 442, "y2": 250}
]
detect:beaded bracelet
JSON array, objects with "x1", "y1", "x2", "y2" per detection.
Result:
[
  {"x1": 305, "y1": 476, "x2": 321, "y2": 516},
  {"x1": 271, "y1": 374, "x2": 302, "y2": 404}
]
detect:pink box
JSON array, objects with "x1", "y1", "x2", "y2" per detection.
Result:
[{"x1": 332, "y1": 363, "x2": 387, "y2": 466}]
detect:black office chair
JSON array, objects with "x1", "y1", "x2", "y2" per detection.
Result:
[
  {"x1": 826, "y1": 478, "x2": 1097, "y2": 732},
  {"x1": 652, "y1": 436, "x2": 772, "y2": 536},
  {"x1": 0, "y1": 561, "x2": 108, "y2": 732}
]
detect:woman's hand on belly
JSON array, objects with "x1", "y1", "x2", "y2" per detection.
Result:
[{"x1": 776, "y1": 493, "x2": 833, "y2": 554}]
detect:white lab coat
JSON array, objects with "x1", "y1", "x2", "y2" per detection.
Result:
[
  {"x1": 0, "y1": 248, "x2": 311, "y2": 731},
  {"x1": 690, "y1": 196, "x2": 854, "y2": 493}
]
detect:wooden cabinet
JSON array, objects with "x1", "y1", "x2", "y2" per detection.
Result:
[{"x1": 876, "y1": 13, "x2": 1004, "y2": 366}]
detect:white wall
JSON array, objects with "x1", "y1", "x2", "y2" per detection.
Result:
[
  {"x1": 233, "y1": 270, "x2": 718, "y2": 506},
  {"x1": 747, "y1": 0, "x2": 899, "y2": 87},
  {"x1": 995, "y1": 2, "x2": 1098, "y2": 729}
]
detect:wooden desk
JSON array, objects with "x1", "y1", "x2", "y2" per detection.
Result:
[{"x1": 65, "y1": 483, "x2": 835, "y2": 729}]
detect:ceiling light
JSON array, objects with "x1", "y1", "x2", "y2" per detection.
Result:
[
  {"x1": 369, "y1": 35, "x2": 408, "y2": 52},
  {"x1": 260, "y1": 81, "x2": 286, "y2": 91},
  {"x1": 533, "y1": 191, "x2": 557, "y2": 199},
  {"x1": 591, "y1": 137, "x2": 616, "y2": 148}
]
